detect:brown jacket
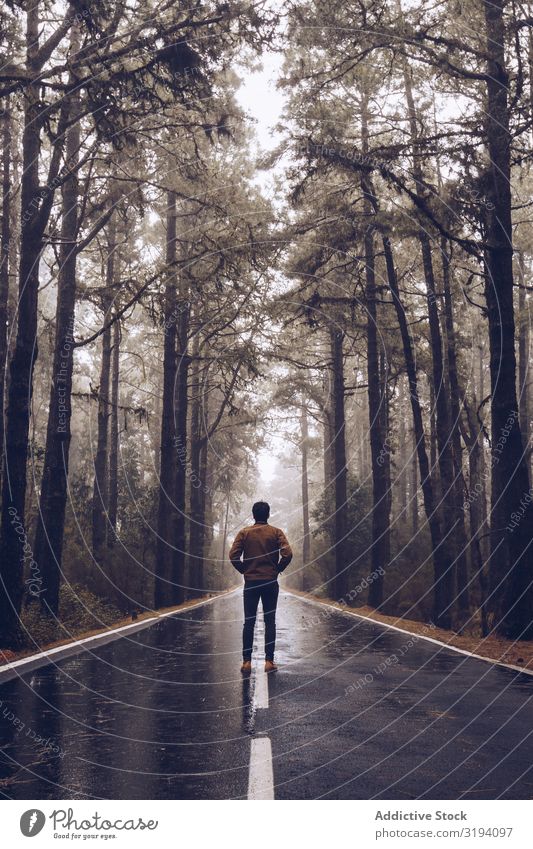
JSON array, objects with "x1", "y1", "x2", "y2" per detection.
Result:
[{"x1": 229, "y1": 521, "x2": 293, "y2": 581}]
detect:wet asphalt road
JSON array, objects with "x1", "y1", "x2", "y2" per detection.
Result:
[{"x1": 0, "y1": 589, "x2": 532, "y2": 800}]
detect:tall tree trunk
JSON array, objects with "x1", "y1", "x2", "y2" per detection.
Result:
[
  {"x1": 323, "y1": 406, "x2": 334, "y2": 496},
  {"x1": 330, "y1": 325, "x2": 348, "y2": 600},
  {"x1": 152, "y1": 368, "x2": 162, "y2": 479},
  {"x1": 155, "y1": 189, "x2": 178, "y2": 609},
  {"x1": 33, "y1": 47, "x2": 81, "y2": 616},
  {"x1": 322, "y1": 358, "x2": 334, "y2": 499},
  {"x1": 403, "y1": 64, "x2": 456, "y2": 624},
  {"x1": 380, "y1": 348, "x2": 393, "y2": 528},
  {"x1": 322, "y1": 393, "x2": 336, "y2": 587},
  {"x1": 441, "y1": 239, "x2": 470, "y2": 620},
  {"x1": 382, "y1": 229, "x2": 453, "y2": 627},
  {"x1": 411, "y1": 424, "x2": 419, "y2": 535},
  {"x1": 201, "y1": 418, "x2": 213, "y2": 575},
  {"x1": 463, "y1": 398, "x2": 488, "y2": 634},
  {"x1": 171, "y1": 280, "x2": 189, "y2": 605},
  {"x1": 477, "y1": 341, "x2": 489, "y2": 563},
  {"x1": 483, "y1": 0, "x2": 533, "y2": 638},
  {"x1": 518, "y1": 251, "x2": 530, "y2": 477},
  {"x1": 361, "y1": 103, "x2": 389, "y2": 607},
  {"x1": 194, "y1": 367, "x2": 210, "y2": 594},
  {"x1": 398, "y1": 379, "x2": 408, "y2": 518},
  {"x1": 0, "y1": 98, "x2": 11, "y2": 492},
  {"x1": 0, "y1": 4, "x2": 66, "y2": 645},
  {"x1": 91, "y1": 214, "x2": 115, "y2": 572},
  {"x1": 300, "y1": 402, "x2": 311, "y2": 571},
  {"x1": 429, "y1": 378, "x2": 437, "y2": 475},
  {"x1": 365, "y1": 170, "x2": 454, "y2": 627},
  {"x1": 108, "y1": 316, "x2": 120, "y2": 543},
  {"x1": 199, "y1": 404, "x2": 210, "y2": 582},
  {"x1": 188, "y1": 335, "x2": 204, "y2": 594},
  {"x1": 419, "y1": 245, "x2": 456, "y2": 627}
]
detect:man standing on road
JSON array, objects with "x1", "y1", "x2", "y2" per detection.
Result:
[{"x1": 229, "y1": 501, "x2": 293, "y2": 674}]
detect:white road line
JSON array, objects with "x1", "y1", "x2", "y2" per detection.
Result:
[
  {"x1": 254, "y1": 664, "x2": 269, "y2": 708},
  {"x1": 248, "y1": 737, "x2": 275, "y2": 800},
  {"x1": 289, "y1": 590, "x2": 533, "y2": 677},
  {"x1": 253, "y1": 619, "x2": 269, "y2": 708}
]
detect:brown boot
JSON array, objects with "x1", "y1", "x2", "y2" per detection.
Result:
[
  {"x1": 241, "y1": 660, "x2": 252, "y2": 674},
  {"x1": 264, "y1": 660, "x2": 278, "y2": 673}
]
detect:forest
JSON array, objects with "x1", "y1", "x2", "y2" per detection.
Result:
[{"x1": 0, "y1": 0, "x2": 532, "y2": 654}]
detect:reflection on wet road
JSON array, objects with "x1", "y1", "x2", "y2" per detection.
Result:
[{"x1": 1, "y1": 590, "x2": 532, "y2": 799}]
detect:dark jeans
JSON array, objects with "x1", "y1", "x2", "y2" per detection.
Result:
[{"x1": 242, "y1": 579, "x2": 279, "y2": 661}]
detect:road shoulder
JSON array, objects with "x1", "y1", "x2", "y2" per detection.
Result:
[
  {"x1": 287, "y1": 589, "x2": 533, "y2": 677},
  {"x1": 0, "y1": 588, "x2": 239, "y2": 684}
]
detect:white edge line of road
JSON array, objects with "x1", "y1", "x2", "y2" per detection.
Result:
[
  {"x1": 287, "y1": 590, "x2": 533, "y2": 678},
  {"x1": 254, "y1": 663, "x2": 269, "y2": 709},
  {"x1": 248, "y1": 736, "x2": 275, "y2": 800},
  {"x1": 0, "y1": 587, "x2": 241, "y2": 684}
]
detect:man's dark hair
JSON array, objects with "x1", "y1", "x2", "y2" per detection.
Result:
[{"x1": 252, "y1": 501, "x2": 270, "y2": 522}]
